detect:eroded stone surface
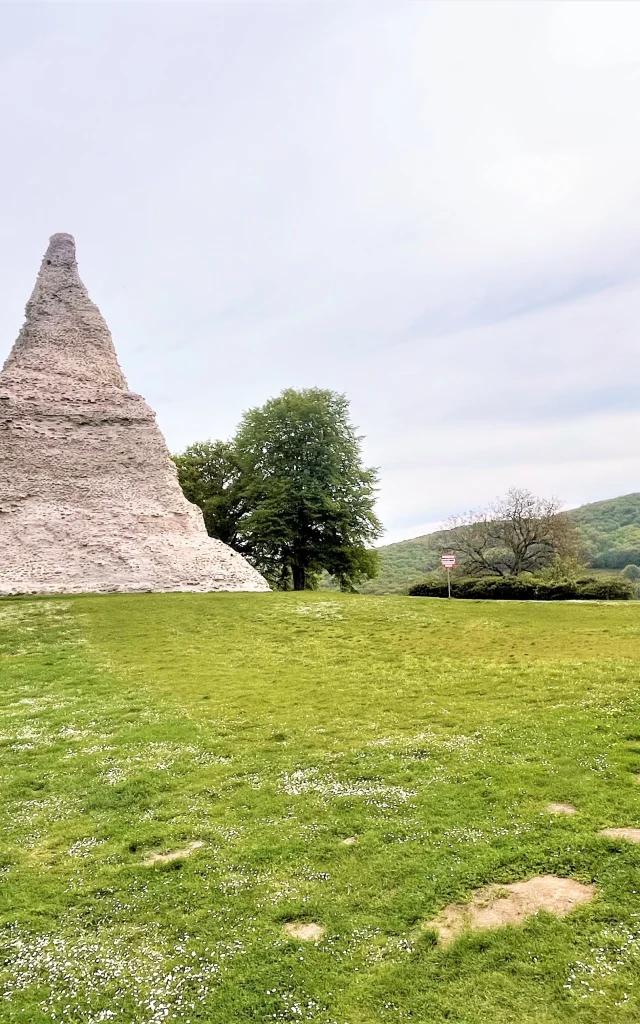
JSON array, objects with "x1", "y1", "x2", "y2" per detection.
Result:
[
  {"x1": 283, "y1": 922, "x2": 326, "y2": 941},
  {"x1": 143, "y1": 841, "x2": 204, "y2": 866},
  {"x1": 426, "y1": 875, "x2": 595, "y2": 946},
  {"x1": 599, "y1": 828, "x2": 640, "y2": 843},
  {"x1": 546, "y1": 802, "x2": 577, "y2": 815},
  {"x1": 0, "y1": 234, "x2": 269, "y2": 595}
]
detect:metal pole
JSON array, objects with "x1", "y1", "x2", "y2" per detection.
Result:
[{"x1": 447, "y1": 566, "x2": 451, "y2": 599}]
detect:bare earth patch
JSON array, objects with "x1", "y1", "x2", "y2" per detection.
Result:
[
  {"x1": 283, "y1": 921, "x2": 326, "y2": 941},
  {"x1": 426, "y1": 875, "x2": 595, "y2": 946},
  {"x1": 143, "y1": 841, "x2": 204, "y2": 866},
  {"x1": 341, "y1": 836, "x2": 358, "y2": 845},
  {"x1": 546, "y1": 802, "x2": 577, "y2": 815},
  {"x1": 599, "y1": 827, "x2": 640, "y2": 843}
]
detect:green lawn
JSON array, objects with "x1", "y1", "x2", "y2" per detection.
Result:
[{"x1": 1, "y1": 592, "x2": 640, "y2": 1023}]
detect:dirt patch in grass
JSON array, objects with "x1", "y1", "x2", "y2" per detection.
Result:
[
  {"x1": 142, "y1": 841, "x2": 204, "y2": 866},
  {"x1": 283, "y1": 921, "x2": 326, "y2": 941},
  {"x1": 426, "y1": 875, "x2": 595, "y2": 946},
  {"x1": 546, "y1": 802, "x2": 577, "y2": 815},
  {"x1": 599, "y1": 827, "x2": 640, "y2": 843},
  {"x1": 341, "y1": 836, "x2": 357, "y2": 845}
]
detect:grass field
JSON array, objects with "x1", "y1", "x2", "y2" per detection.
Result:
[{"x1": 2, "y1": 592, "x2": 640, "y2": 1023}]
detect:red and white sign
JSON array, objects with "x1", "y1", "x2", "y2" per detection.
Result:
[{"x1": 441, "y1": 552, "x2": 457, "y2": 569}]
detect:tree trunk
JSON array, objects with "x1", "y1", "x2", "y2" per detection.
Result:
[{"x1": 292, "y1": 565, "x2": 306, "y2": 591}]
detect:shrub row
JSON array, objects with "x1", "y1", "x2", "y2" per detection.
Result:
[{"x1": 408, "y1": 574, "x2": 635, "y2": 601}]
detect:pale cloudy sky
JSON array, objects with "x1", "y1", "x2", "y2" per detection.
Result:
[{"x1": 1, "y1": 1, "x2": 640, "y2": 543}]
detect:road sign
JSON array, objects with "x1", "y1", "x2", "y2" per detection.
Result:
[{"x1": 441, "y1": 552, "x2": 456, "y2": 598}]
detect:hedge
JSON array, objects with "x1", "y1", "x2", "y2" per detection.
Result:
[{"x1": 408, "y1": 574, "x2": 635, "y2": 601}]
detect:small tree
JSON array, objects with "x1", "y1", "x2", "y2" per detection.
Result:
[
  {"x1": 173, "y1": 441, "x2": 247, "y2": 548},
  {"x1": 621, "y1": 564, "x2": 640, "y2": 581},
  {"x1": 234, "y1": 388, "x2": 382, "y2": 590},
  {"x1": 442, "y1": 488, "x2": 579, "y2": 577}
]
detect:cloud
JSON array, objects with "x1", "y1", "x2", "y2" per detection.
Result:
[{"x1": 0, "y1": 1, "x2": 639, "y2": 541}]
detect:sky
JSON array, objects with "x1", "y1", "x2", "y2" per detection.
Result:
[{"x1": 1, "y1": 1, "x2": 640, "y2": 544}]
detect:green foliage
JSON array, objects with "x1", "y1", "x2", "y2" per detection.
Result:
[
  {"x1": 359, "y1": 537, "x2": 441, "y2": 594},
  {"x1": 371, "y1": 493, "x2": 640, "y2": 594},
  {"x1": 173, "y1": 390, "x2": 381, "y2": 591},
  {"x1": 536, "y1": 555, "x2": 584, "y2": 582},
  {"x1": 592, "y1": 548, "x2": 640, "y2": 569},
  {"x1": 408, "y1": 573, "x2": 635, "y2": 600},
  {"x1": 571, "y1": 492, "x2": 640, "y2": 560},
  {"x1": 442, "y1": 489, "x2": 578, "y2": 577},
  {"x1": 233, "y1": 388, "x2": 382, "y2": 590},
  {"x1": 621, "y1": 564, "x2": 640, "y2": 581},
  {"x1": 3, "y1": 593, "x2": 640, "y2": 1021},
  {"x1": 172, "y1": 440, "x2": 246, "y2": 547}
]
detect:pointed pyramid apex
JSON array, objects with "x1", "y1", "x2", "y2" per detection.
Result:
[
  {"x1": 34, "y1": 233, "x2": 81, "y2": 294},
  {"x1": 44, "y1": 232, "x2": 77, "y2": 266},
  {"x1": 3, "y1": 234, "x2": 127, "y2": 388}
]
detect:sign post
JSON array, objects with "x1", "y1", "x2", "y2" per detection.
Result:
[{"x1": 441, "y1": 552, "x2": 457, "y2": 598}]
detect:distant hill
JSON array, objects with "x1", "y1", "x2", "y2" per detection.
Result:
[
  {"x1": 362, "y1": 492, "x2": 640, "y2": 594},
  {"x1": 570, "y1": 493, "x2": 640, "y2": 563},
  {"x1": 361, "y1": 532, "x2": 445, "y2": 594}
]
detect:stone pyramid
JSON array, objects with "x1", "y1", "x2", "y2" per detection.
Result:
[{"x1": 0, "y1": 233, "x2": 269, "y2": 595}]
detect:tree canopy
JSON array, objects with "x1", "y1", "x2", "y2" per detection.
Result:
[
  {"x1": 441, "y1": 488, "x2": 579, "y2": 577},
  {"x1": 173, "y1": 441, "x2": 247, "y2": 549},
  {"x1": 174, "y1": 388, "x2": 382, "y2": 590}
]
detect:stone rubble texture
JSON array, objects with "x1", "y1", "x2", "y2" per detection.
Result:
[{"x1": 0, "y1": 233, "x2": 269, "y2": 595}]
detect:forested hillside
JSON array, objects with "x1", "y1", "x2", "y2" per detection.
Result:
[
  {"x1": 362, "y1": 492, "x2": 640, "y2": 594},
  {"x1": 571, "y1": 493, "x2": 640, "y2": 566},
  {"x1": 360, "y1": 534, "x2": 443, "y2": 594}
]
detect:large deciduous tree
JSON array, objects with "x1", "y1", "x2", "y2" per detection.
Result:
[
  {"x1": 234, "y1": 388, "x2": 382, "y2": 590},
  {"x1": 442, "y1": 488, "x2": 579, "y2": 576}
]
